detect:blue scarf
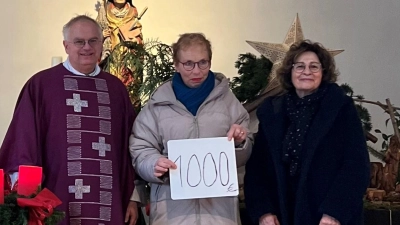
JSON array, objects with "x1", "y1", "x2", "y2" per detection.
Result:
[{"x1": 172, "y1": 71, "x2": 215, "y2": 116}]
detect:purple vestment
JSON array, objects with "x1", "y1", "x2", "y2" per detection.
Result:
[{"x1": 0, "y1": 64, "x2": 135, "y2": 225}]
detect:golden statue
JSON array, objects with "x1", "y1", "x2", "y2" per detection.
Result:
[{"x1": 96, "y1": 0, "x2": 147, "y2": 110}]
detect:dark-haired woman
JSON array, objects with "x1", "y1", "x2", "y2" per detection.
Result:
[{"x1": 244, "y1": 40, "x2": 370, "y2": 225}]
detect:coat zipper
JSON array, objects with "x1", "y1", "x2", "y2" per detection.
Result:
[{"x1": 177, "y1": 94, "x2": 215, "y2": 225}]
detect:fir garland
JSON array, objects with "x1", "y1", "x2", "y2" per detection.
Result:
[
  {"x1": 340, "y1": 83, "x2": 372, "y2": 132},
  {"x1": 230, "y1": 53, "x2": 273, "y2": 103},
  {"x1": 0, "y1": 191, "x2": 65, "y2": 225},
  {"x1": 100, "y1": 40, "x2": 175, "y2": 110}
]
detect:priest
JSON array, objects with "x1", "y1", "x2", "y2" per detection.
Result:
[{"x1": 0, "y1": 15, "x2": 138, "y2": 225}]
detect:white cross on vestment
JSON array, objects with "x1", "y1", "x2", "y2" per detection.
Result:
[
  {"x1": 66, "y1": 93, "x2": 88, "y2": 112},
  {"x1": 92, "y1": 137, "x2": 111, "y2": 157},
  {"x1": 69, "y1": 179, "x2": 90, "y2": 199}
]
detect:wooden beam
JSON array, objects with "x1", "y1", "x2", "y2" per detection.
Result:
[
  {"x1": 353, "y1": 98, "x2": 400, "y2": 111},
  {"x1": 385, "y1": 98, "x2": 400, "y2": 143}
]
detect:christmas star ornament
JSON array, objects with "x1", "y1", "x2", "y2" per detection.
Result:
[{"x1": 246, "y1": 14, "x2": 344, "y2": 94}]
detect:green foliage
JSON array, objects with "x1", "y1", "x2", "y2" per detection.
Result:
[
  {"x1": 139, "y1": 40, "x2": 175, "y2": 104},
  {"x1": 0, "y1": 191, "x2": 65, "y2": 225},
  {"x1": 340, "y1": 83, "x2": 372, "y2": 132},
  {"x1": 101, "y1": 39, "x2": 175, "y2": 108},
  {"x1": 339, "y1": 83, "x2": 354, "y2": 96},
  {"x1": 44, "y1": 211, "x2": 65, "y2": 225},
  {"x1": 356, "y1": 105, "x2": 372, "y2": 131},
  {"x1": 102, "y1": 41, "x2": 145, "y2": 81},
  {"x1": 374, "y1": 129, "x2": 393, "y2": 150},
  {"x1": 230, "y1": 53, "x2": 272, "y2": 103},
  {"x1": 375, "y1": 112, "x2": 400, "y2": 152}
]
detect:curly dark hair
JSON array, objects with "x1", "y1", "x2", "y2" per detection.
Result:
[{"x1": 276, "y1": 39, "x2": 339, "y2": 90}]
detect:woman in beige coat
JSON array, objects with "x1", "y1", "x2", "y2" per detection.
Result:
[{"x1": 129, "y1": 33, "x2": 253, "y2": 225}]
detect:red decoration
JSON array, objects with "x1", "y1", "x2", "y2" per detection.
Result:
[
  {"x1": 0, "y1": 169, "x2": 3, "y2": 204},
  {"x1": 18, "y1": 166, "x2": 42, "y2": 196},
  {"x1": 17, "y1": 188, "x2": 62, "y2": 225}
]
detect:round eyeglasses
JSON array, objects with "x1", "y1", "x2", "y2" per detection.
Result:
[
  {"x1": 179, "y1": 60, "x2": 210, "y2": 71},
  {"x1": 292, "y1": 62, "x2": 322, "y2": 73},
  {"x1": 70, "y1": 38, "x2": 101, "y2": 48}
]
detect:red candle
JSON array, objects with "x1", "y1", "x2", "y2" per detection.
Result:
[
  {"x1": 17, "y1": 166, "x2": 42, "y2": 196},
  {"x1": 0, "y1": 169, "x2": 3, "y2": 204}
]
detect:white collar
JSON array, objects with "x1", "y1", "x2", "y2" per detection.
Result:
[{"x1": 62, "y1": 58, "x2": 101, "y2": 76}]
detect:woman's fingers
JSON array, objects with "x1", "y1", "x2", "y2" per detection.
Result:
[
  {"x1": 154, "y1": 158, "x2": 177, "y2": 177},
  {"x1": 157, "y1": 158, "x2": 177, "y2": 169},
  {"x1": 227, "y1": 124, "x2": 247, "y2": 142}
]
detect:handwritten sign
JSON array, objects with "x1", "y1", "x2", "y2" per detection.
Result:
[{"x1": 168, "y1": 137, "x2": 238, "y2": 200}]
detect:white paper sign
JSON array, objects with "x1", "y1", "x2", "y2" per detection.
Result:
[{"x1": 167, "y1": 137, "x2": 238, "y2": 200}]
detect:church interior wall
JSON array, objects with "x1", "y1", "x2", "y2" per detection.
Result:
[{"x1": 1, "y1": 1, "x2": 399, "y2": 161}]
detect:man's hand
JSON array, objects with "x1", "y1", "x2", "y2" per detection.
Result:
[
  {"x1": 319, "y1": 214, "x2": 340, "y2": 225},
  {"x1": 125, "y1": 201, "x2": 138, "y2": 225},
  {"x1": 259, "y1": 213, "x2": 280, "y2": 225},
  {"x1": 154, "y1": 158, "x2": 177, "y2": 177}
]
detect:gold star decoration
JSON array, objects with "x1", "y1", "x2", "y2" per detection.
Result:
[{"x1": 246, "y1": 14, "x2": 344, "y2": 95}]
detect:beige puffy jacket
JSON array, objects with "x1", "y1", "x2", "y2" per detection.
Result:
[{"x1": 129, "y1": 73, "x2": 253, "y2": 225}]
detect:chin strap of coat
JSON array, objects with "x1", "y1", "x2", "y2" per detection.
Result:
[{"x1": 17, "y1": 188, "x2": 62, "y2": 225}]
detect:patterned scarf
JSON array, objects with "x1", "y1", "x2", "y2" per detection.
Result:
[
  {"x1": 172, "y1": 71, "x2": 215, "y2": 116},
  {"x1": 282, "y1": 84, "x2": 328, "y2": 176}
]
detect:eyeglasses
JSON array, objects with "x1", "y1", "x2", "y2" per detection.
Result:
[
  {"x1": 70, "y1": 38, "x2": 101, "y2": 48},
  {"x1": 292, "y1": 62, "x2": 322, "y2": 73},
  {"x1": 179, "y1": 60, "x2": 210, "y2": 71}
]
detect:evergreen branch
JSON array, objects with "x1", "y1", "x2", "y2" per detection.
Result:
[
  {"x1": 340, "y1": 83, "x2": 354, "y2": 96},
  {"x1": 139, "y1": 40, "x2": 174, "y2": 104},
  {"x1": 100, "y1": 39, "x2": 174, "y2": 107},
  {"x1": 0, "y1": 191, "x2": 65, "y2": 225},
  {"x1": 230, "y1": 53, "x2": 272, "y2": 103}
]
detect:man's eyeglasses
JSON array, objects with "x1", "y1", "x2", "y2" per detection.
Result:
[
  {"x1": 292, "y1": 62, "x2": 322, "y2": 73},
  {"x1": 70, "y1": 39, "x2": 101, "y2": 48},
  {"x1": 180, "y1": 60, "x2": 210, "y2": 71}
]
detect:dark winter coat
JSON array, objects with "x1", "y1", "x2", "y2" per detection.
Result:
[{"x1": 244, "y1": 83, "x2": 370, "y2": 225}]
